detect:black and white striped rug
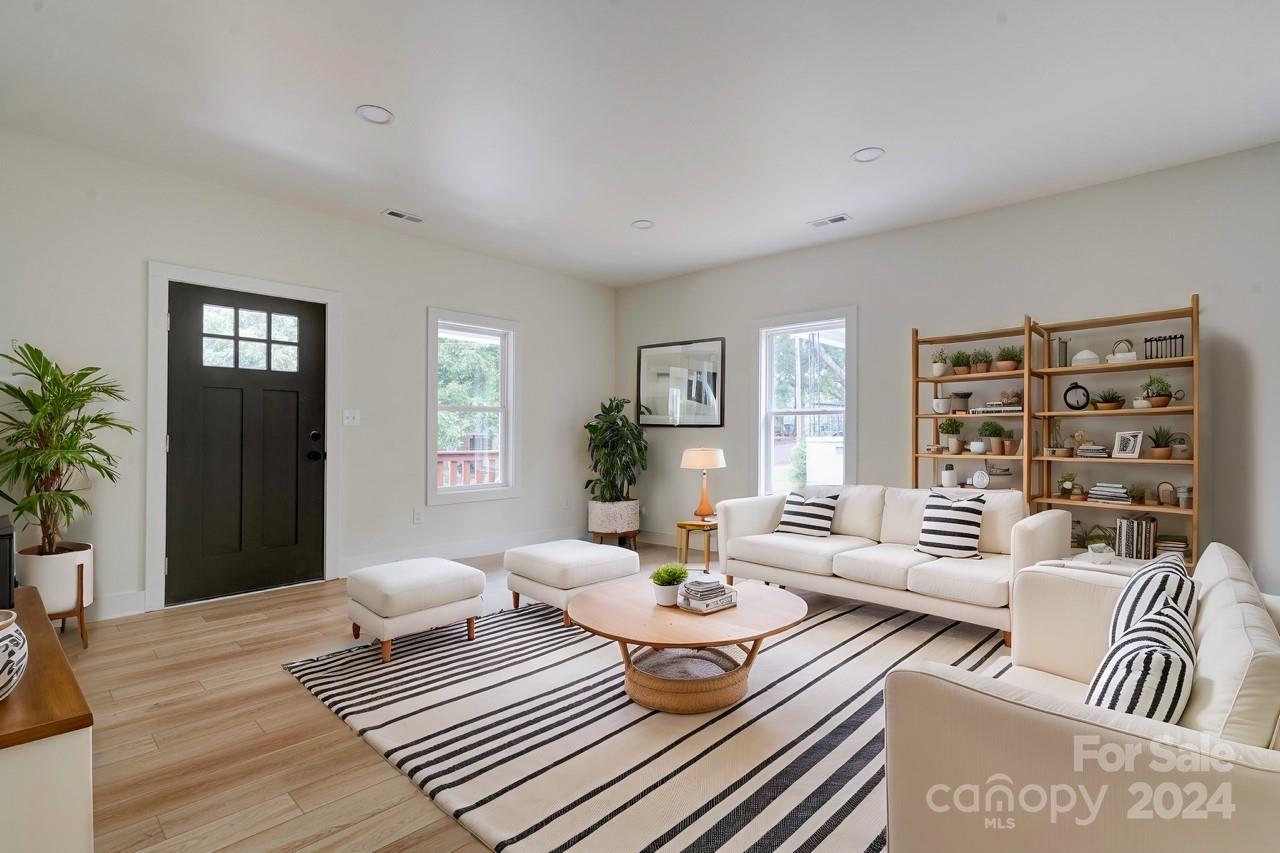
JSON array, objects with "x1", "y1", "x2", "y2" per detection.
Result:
[{"x1": 286, "y1": 599, "x2": 1008, "y2": 852}]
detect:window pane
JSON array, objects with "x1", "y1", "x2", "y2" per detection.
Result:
[
  {"x1": 770, "y1": 327, "x2": 845, "y2": 410},
  {"x1": 271, "y1": 313, "x2": 298, "y2": 342},
  {"x1": 202, "y1": 336, "x2": 234, "y2": 367},
  {"x1": 271, "y1": 343, "x2": 298, "y2": 372},
  {"x1": 436, "y1": 411, "x2": 502, "y2": 487},
  {"x1": 202, "y1": 305, "x2": 235, "y2": 336},
  {"x1": 238, "y1": 309, "x2": 268, "y2": 339},
  {"x1": 238, "y1": 340, "x2": 267, "y2": 370},
  {"x1": 437, "y1": 326, "x2": 502, "y2": 407},
  {"x1": 769, "y1": 414, "x2": 844, "y2": 492}
]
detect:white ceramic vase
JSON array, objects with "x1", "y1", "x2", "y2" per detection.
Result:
[
  {"x1": 16, "y1": 542, "x2": 94, "y2": 615},
  {"x1": 931, "y1": 398, "x2": 951, "y2": 414},
  {"x1": 653, "y1": 583, "x2": 679, "y2": 607},
  {"x1": 588, "y1": 500, "x2": 640, "y2": 534},
  {"x1": 930, "y1": 362, "x2": 947, "y2": 377},
  {"x1": 0, "y1": 610, "x2": 29, "y2": 703}
]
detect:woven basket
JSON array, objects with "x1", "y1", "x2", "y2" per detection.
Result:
[{"x1": 624, "y1": 648, "x2": 749, "y2": 714}]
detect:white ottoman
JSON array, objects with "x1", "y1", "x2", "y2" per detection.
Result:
[
  {"x1": 347, "y1": 558, "x2": 485, "y2": 662},
  {"x1": 505, "y1": 539, "x2": 640, "y2": 625}
]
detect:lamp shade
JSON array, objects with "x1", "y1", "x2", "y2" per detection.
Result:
[{"x1": 680, "y1": 447, "x2": 725, "y2": 470}]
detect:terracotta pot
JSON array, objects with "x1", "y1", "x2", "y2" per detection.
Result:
[
  {"x1": 16, "y1": 542, "x2": 94, "y2": 615},
  {"x1": 1146, "y1": 395, "x2": 1172, "y2": 408},
  {"x1": 653, "y1": 583, "x2": 679, "y2": 607},
  {"x1": 1096, "y1": 401, "x2": 1124, "y2": 410},
  {"x1": 1149, "y1": 447, "x2": 1174, "y2": 460},
  {"x1": 588, "y1": 500, "x2": 640, "y2": 534},
  {"x1": 931, "y1": 362, "x2": 948, "y2": 377},
  {"x1": 0, "y1": 610, "x2": 29, "y2": 703},
  {"x1": 952, "y1": 366, "x2": 970, "y2": 375},
  {"x1": 971, "y1": 362, "x2": 990, "y2": 374},
  {"x1": 1069, "y1": 493, "x2": 1087, "y2": 502},
  {"x1": 995, "y1": 360, "x2": 1018, "y2": 372},
  {"x1": 1002, "y1": 438, "x2": 1016, "y2": 455}
]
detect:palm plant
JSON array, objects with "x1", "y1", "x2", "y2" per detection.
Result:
[
  {"x1": 584, "y1": 397, "x2": 649, "y2": 502},
  {"x1": 0, "y1": 344, "x2": 133, "y2": 555}
]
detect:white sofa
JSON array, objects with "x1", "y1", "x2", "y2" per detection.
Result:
[
  {"x1": 885, "y1": 542, "x2": 1280, "y2": 849},
  {"x1": 717, "y1": 486, "x2": 1070, "y2": 634}
]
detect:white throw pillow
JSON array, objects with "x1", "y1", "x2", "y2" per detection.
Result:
[
  {"x1": 775, "y1": 492, "x2": 839, "y2": 537},
  {"x1": 1087, "y1": 596, "x2": 1196, "y2": 722},
  {"x1": 914, "y1": 491, "x2": 985, "y2": 559}
]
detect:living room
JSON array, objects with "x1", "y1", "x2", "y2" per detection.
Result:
[{"x1": 1, "y1": 3, "x2": 1278, "y2": 852}]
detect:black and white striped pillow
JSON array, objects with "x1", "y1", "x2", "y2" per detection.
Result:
[
  {"x1": 1109, "y1": 553, "x2": 1197, "y2": 645},
  {"x1": 914, "y1": 491, "x2": 985, "y2": 559},
  {"x1": 775, "y1": 492, "x2": 840, "y2": 537},
  {"x1": 1087, "y1": 596, "x2": 1196, "y2": 722}
]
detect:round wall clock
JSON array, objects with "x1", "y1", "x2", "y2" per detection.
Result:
[
  {"x1": 972, "y1": 469, "x2": 990, "y2": 489},
  {"x1": 1063, "y1": 382, "x2": 1091, "y2": 410}
]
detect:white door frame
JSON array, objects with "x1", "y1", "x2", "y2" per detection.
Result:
[{"x1": 144, "y1": 261, "x2": 344, "y2": 611}]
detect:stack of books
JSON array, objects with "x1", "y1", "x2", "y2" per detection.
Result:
[
  {"x1": 678, "y1": 578, "x2": 738, "y2": 614},
  {"x1": 1087, "y1": 482, "x2": 1131, "y2": 504},
  {"x1": 969, "y1": 402, "x2": 1023, "y2": 414},
  {"x1": 1155, "y1": 535, "x2": 1189, "y2": 559},
  {"x1": 1116, "y1": 516, "x2": 1157, "y2": 560},
  {"x1": 1075, "y1": 444, "x2": 1110, "y2": 458}
]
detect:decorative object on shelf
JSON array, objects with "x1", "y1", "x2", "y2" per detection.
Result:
[
  {"x1": 1169, "y1": 432, "x2": 1193, "y2": 460},
  {"x1": 994, "y1": 345, "x2": 1023, "y2": 372},
  {"x1": 1132, "y1": 397, "x2": 1152, "y2": 409},
  {"x1": 930, "y1": 395, "x2": 951, "y2": 414},
  {"x1": 969, "y1": 348, "x2": 992, "y2": 374},
  {"x1": 1144, "y1": 334, "x2": 1186, "y2": 359},
  {"x1": 1128, "y1": 484, "x2": 1147, "y2": 505},
  {"x1": 930, "y1": 347, "x2": 948, "y2": 377},
  {"x1": 1112, "y1": 430, "x2": 1144, "y2": 459},
  {"x1": 1139, "y1": 375, "x2": 1183, "y2": 408},
  {"x1": 971, "y1": 469, "x2": 990, "y2": 489},
  {"x1": 1045, "y1": 421, "x2": 1069, "y2": 456},
  {"x1": 1052, "y1": 337, "x2": 1070, "y2": 368},
  {"x1": 949, "y1": 390, "x2": 973, "y2": 413},
  {"x1": 1093, "y1": 388, "x2": 1125, "y2": 410},
  {"x1": 1106, "y1": 339, "x2": 1138, "y2": 364},
  {"x1": 1057, "y1": 472, "x2": 1077, "y2": 496},
  {"x1": 948, "y1": 350, "x2": 971, "y2": 375},
  {"x1": 967, "y1": 440, "x2": 986, "y2": 454},
  {"x1": 1070, "y1": 348, "x2": 1101, "y2": 366},
  {"x1": 1156, "y1": 481, "x2": 1177, "y2": 506},
  {"x1": 1004, "y1": 436, "x2": 1018, "y2": 455},
  {"x1": 585, "y1": 397, "x2": 649, "y2": 536},
  {"x1": 940, "y1": 463, "x2": 958, "y2": 488},
  {"x1": 1074, "y1": 441, "x2": 1110, "y2": 458},
  {"x1": 977, "y1": 421, "x2": 1005, "y2": 455},
  {"x1": 2, "y1": 343, "x2": 134, "y2": 650},
  {"x1": 0, "y1": 608, "x2": 28, "y2": 703},
  {"x1": 1147, "y1": 426, "x2": 1176, "y2": 460},
  {"x1": 937, "y1": 417, "x2": 963, "y2": 455},
  {"x1": 1087, "y1": 482, "x2": 1131, "y2": 505},
  {"x1": 1176, "y1": 485, "x2": 1193, "y2": 509},
  {"x1": 649, "y1": 563, "x2": 688, "y2": 607},
  {"x1": 1083, "y1": 523, "x2": 1117, "y2": 550},
  {"x1": 999, "y1": 388, "x2": 1023, "y2": 407},
  {"x1": 1063, "y1": 381, "x2": 1091, "y2": 410},
  {"x1": 1069, "y1": 484, "x2": 1087, "y2": 501},
  {"x1": 680, "y1": 447, "x2": 726, "y2": 520},
  {"x1": 636, "y1": 337, "x2": 724, "y2": 427}
]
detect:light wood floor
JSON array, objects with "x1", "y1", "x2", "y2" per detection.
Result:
[{"x1": 63, "y1": 543, "x2": 735, "y2": 852}]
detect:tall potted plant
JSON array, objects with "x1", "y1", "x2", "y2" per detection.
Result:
[
  {"x1": 584, "y1": 397, "x2": 648, "y2": 536},
  {"x1": 0, "y1": 344, "x2": 133, "y2": 641}
]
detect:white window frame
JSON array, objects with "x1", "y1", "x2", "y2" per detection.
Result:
[
  {"x1": 756, "y1": 306, "x2": 857, "y2": 495},
  {"x1": 427, "y1": 308, "x2": 521, "y2": 505}
]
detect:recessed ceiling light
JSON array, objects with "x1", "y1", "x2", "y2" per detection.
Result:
[
  {"x1": 355, "y1": 104, "x2": 394, "y2": 125},
  {"x1": 631, "y1": 219, "x2": 655, "y2": 230},
  {"x1": 851, "y1": 146, "x2": 885, "y2": 163}
]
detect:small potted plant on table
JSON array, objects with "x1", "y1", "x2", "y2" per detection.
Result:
[
  {"x1": 948, "y1": 350, "x2": 971, "y2": 376},
  {"x1": 1094, "y1": 388, "x2": 1125, "y2": 410},
  {"x1": 930, "y1": 348, "x2": 948, "y2": 378},
  {"x1": 1147, "y1": 426, "x2": 1175, "y2": 459},
  {"x1": 938, "y1": 417, "x2": 963, "y2": 454},
  {"x1": 970, "y1": 348, "x2": 992, "y2": 374},
  {"x1": 995, "y1": 345, "x2": 1023, "y2": 373},
  {"x1": 650, "y1": 562, "x2": 688, "y2": 606}
]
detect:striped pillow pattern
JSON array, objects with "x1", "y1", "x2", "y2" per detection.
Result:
[
  {"x1": 1109, "y1": 553, "x2": 1197, "y2": 645},
  {"x1": 1087, "y1": 596, "x2": 1196, "y2": 721},
  {"x1": 914, "y1": 491, "x2": 985, "y2": 559},
  {"x1": 774, "y1": 492, "x2": 840, "y2": 537}
]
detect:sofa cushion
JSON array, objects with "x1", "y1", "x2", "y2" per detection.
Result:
[
  {"x1": 728, "y1": 532, "x2": 875, "y2": 576},
  {"x1": 879, "y1": 487, "x2": 1025, "y2": 554},
  {"x1": 831, "y1": 484, "x2": 887, "y2": 540},
  {"x1": 1000, "y1": 665, "x2": 1090, "y2": 704},
  {"x1": 504, "y1": 539, "x2": 639, "y2": 590},
  {"x1": 1179, "y1": 602, "x2": 1280, "y2": 749},
  {"x1": 879, "y1": 487, "x2": 929, "y2": 547},
  {"x1": 907, "y1": 554, "x2": 1012, "y2": 608},
  {"x1": 775, "y1": 492, "x2": 839, "y2": 537},
  {"x1": 832, "y1": 543, "x2": 934, "y2": 590},
  {"x1": 1193, "y1": 542, "x2": 1267, "y2": 643},
  {"x1": 347, "y1": 558, "x2": 485, "y2": 618}
]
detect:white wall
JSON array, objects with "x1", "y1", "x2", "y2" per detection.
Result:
[
  {"x1": 616, "y1": 143, "x2": 1280, "y2": 592},
  {"x1": 0, "y1": 127, "x2": 616, "y2": 619}
]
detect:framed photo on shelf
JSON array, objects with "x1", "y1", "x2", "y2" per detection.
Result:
[
  {"x1": 636, "y1": 337, "x2": 725, "y2": 427},
  {"x1": 1112, "y1": 430, "x2": 1143, "y2": 459}
]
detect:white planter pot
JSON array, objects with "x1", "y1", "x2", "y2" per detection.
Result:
[
  {"x1": 930, "y1": 362, "x2": 947, "y2": 377},
  {"x1": 0, "y1": 610, "x2": 29, "y2": 702},
  {"x1": 588, "y1": 500, "x2": 640, "y2": 534},
  {"x1": 930, "y1": 398, "x2": 951, "y2": 414},
  {"x1": 653, "y1": 583, "x2": 679, "y2": 607},
  {"x1": 16, "y1": 542, "x2": 93, "y2": 615},
  {"x1": 945, "y1": 436, "x2": 962, "y2": 454}
]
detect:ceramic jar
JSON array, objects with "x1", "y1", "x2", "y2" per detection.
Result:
[{"x1": 0, "y1": 610, "x2": 29, "y2": 703}]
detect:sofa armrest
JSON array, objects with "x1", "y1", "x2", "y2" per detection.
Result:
[
  {"x1": 716, "y1": 494, "x2": 786, "y2": 549},
  {"x1": 1262, "y1": 592, "x2": 1280, "y2": 634},
  {"x1": 1011, "y1": 564, "x2": 1127, "y2": 682},
  {"x1": 886, "y1": 661, "x2": 1280, "y2": 852},
  {"x1": 1009, "y1": 509, "x2": 1071, "y2": 571}
]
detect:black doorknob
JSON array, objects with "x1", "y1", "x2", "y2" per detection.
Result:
[
  {"x1": 306, "y1": 450, "x2": 325, "y2": 461},
  {"x1": 309, "y1": 430, "x2": 322, "y2": 442}
]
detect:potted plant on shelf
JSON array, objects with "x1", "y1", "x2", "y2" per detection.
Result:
[
  {"x1": 1140, "y1": 375, "x2": 1176, "y2": 408},
  {"x1": 585, "y1": 397, "x2": 649, "y2": 539},
  {"x1": 1147, "y1": 425, "x2": 1175, "y2": 460},
  {"x1": 930, "y1": 348, "x2": 948, "y2": 378},
  {"x1": 1094, "y1": 388, "x2": 1125, "y2": 410},
  {"x1": 977, "y1": 421, "x2": 1004, "y2": 454},
  {"x1": 650, "y1": 562, "x2": 688, "y2": 606},
  {"x1": 1128, "y1": 484, "x2": 1146, "y2": 506},
  {"x1": 970, "y1": 348, "x2": 992, "y2": 374},
  {"x1": 0, "y1": 343, "x2": 133, "y2": 645},
  {"x1": 948, "y1": 350, "x2": 971, "y2": 376},
  {"x1": 938, "y1": 417, "x2": 963, "y2": 454},
  {"x1": 995, "y1": 345, "x2": 1023, "y2": 372},
  {"x1": 1057, "y1": 472, "x2": 1077, "y2": 497}
]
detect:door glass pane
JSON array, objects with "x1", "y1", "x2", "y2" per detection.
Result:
[
  {"x1": 202, "y1": 336, "x2": 235, "y2": 368},
  {"x1": 238, "y1": 309, "x2": 268, "y2": 340},
  {"x1": 770, "y1": 327, "x2": 845, "y2": 410},
  {"x1": 239, "y1": 340, "x2": 267, "y2": 370},
  {"x1": 436, "y1": 411, "x2": 502, "y2": 487},
  {"x1": 202, "y1": 305, "x2": 235, "y2": 336},
  {"x1": 271, "y1": 313, "x2": 298, "y2": 342},
  {"x1": 770, "y1": 414, "x2": 844, "y2": 492},
  {"x1": 437, "y1": 325, "x2": 502, "y2": 407},
  {"x1": 271, "y1": 343, "x2": 298, "y2": 372}
]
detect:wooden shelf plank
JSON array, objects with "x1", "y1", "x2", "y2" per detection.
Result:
[
  {"x1": 1040, "y1": 306, "x2": 1193, "y2": 334},
  {"x1": 915, "y1": 452, "x2": 1022, "y2": 460},
  {"x1": 1035, "y1": 406, "x2": 1192, "y2": 418},
  {"x1": 1033, "y1": 356, "x2": 1194, "y2": 377},
  {"x1": 917, "y1": 326, "x2": 1025, "y2": 346},
  {"x1": 1032, "y1": 496, "x2": 1193, "y2": 516},
  {"x1": 1032, "y1": 455, "x2": 1194, "y2": 465},
  {"x1": 916, "y1": 412, "x2": 1024, "y2": 419},
  {"x1": 917, "y1": 369, "x2": 1024, "y2": 384}
]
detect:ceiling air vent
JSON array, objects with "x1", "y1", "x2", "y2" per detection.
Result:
[
  {"x1": 382, "y1": 208, "x2": 423, "y2": 223},
  {"x1": 808, "y1": 213, "x2": 850, "y2": 228}
]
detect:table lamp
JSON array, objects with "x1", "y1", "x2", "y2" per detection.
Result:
[{"x1": 680, "y1": 448, "x2": 726, "y2": 520}]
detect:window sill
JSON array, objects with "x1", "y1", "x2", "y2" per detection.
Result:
[{"x1": 427, "y1": 484, "x2": 522, "y2": 506}]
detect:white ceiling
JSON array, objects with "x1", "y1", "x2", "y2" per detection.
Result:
[{"x1": 3, "y1": 2, "x2": 1280, "y2": 286}]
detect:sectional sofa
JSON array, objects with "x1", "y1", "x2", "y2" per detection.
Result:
[{"x1": 717, "y1": 486, "x2": 1071, "y2": 635}]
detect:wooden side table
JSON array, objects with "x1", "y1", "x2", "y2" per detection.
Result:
[{"x1": 676, "y1": 519, "x2": 718, "y2": 572}]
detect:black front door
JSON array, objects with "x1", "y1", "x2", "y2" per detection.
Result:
[{"x1": 166, "y1": 281, "x2": 326, "y2": 605}]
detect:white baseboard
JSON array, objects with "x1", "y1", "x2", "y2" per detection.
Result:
[
  {"x1": 87, "y1": 590, "x2": 147, "y2": 622},
  {"x1": 335, "y1": 527, "x2": 590, "y2": 578}
]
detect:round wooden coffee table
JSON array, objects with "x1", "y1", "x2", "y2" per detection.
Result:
[{"x1": 567, "y1": 576, "x2": 807, "y2": 714}]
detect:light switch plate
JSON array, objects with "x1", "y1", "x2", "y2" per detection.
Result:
[
  {"x1": 412, "y1": 506, "x2": 426, "y2": 525},
  {"x1": 343, "y1": 409, "x2": 361, "y2": 426}
]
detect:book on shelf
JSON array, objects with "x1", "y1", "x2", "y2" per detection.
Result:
[
  {"x1": 969, "y1": 404, "x2": 1023, "y2": 414},
  {"x1": 678, "y1": 589, "x2": 739, "y2": 612},
  {"x1": 1115, "y1": 515, "x2": 1158, "y2": 560}
]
